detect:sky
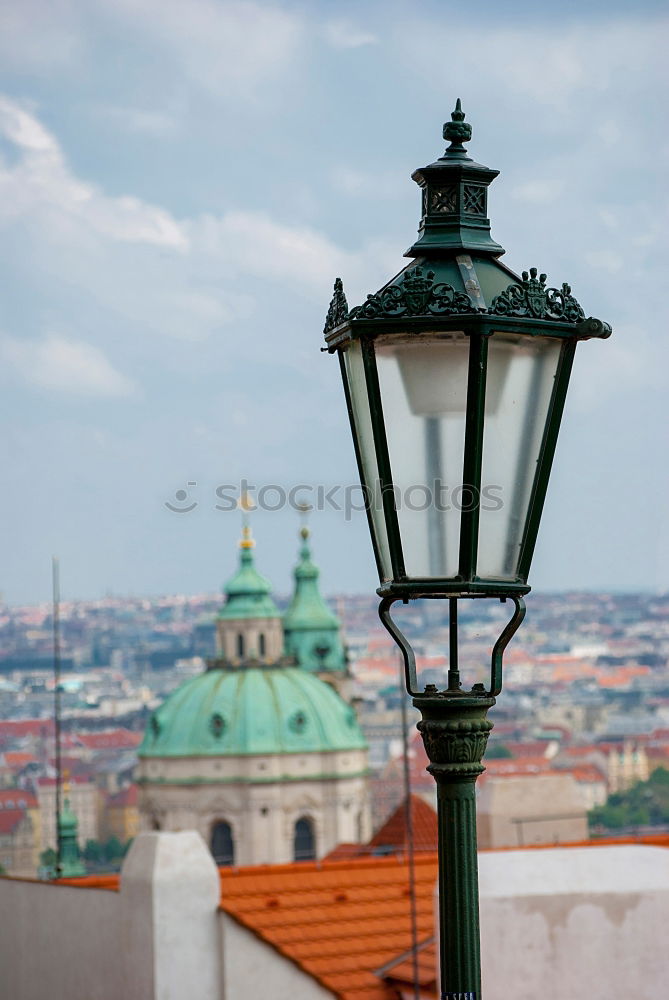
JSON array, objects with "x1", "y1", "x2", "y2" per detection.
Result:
[{"x1": 0, "y1": 0, "x2": 668, "y2": 605}]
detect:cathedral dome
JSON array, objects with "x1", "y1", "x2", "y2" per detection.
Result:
[{"x1": 140, "y1": 665, "x2": 366, "y2": 758}]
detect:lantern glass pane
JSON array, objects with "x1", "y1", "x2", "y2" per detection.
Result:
[
  {"x1": 342, "y1": 341, "x2": 393, "y2": 581},
  {"x1": 374, "y1": 333, "x2": 468, "y2": 578},
  {"x1": 477, "y1": 333, "x2": 562, "y2": 579}
]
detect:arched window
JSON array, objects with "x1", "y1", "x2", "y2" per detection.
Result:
[
  {"x1": 236, "y1": 633, "x2": 245, "y2": 658},
  {"x1": 293, "y1": 816, "x2": 316, "y2": 862},
  {"x1": 259, "y1": 633, "x2": 266, "y2": 657},
  {"x1": 211, "y1": 821, "x2": 235, "y2": 866}
]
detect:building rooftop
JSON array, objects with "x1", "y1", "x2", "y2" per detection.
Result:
[{"x1": 218, "y1": 853, "x2": 438, "y2": 1000}]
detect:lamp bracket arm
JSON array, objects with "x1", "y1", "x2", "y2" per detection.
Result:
[
  {"x1": 489, "y1": 596, "x2": 526, "y2": 696},
  {"x1": 378, "y1": 596, "x2": 418, "y2": 694}
]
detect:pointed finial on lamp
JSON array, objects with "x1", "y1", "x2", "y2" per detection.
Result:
[{"x1": 443, "y1": 98, "x2": 472, "y2": 155}]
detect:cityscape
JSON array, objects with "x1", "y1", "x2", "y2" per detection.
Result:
[
  {"x1": 1, "y1": 1, "x2": 666, "y2": 997},
  {"x1": 2, "y1": 540, "x2": 668, "y2": 878}
]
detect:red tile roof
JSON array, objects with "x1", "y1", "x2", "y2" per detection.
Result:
[
  {"x1": 565, "y1": 764, "x2": 607, "y2": 784},
  {"x1": 37, "y1": 775, "x2": 94, "y2": 787},
  {"x1": 478, "y1": 757, "x2": 553, "y2": 783},
  {"x1": 219, "y1": 854, "x2": 439, "y2": 1000},
  {"x1": 368, "y1": 795, "x2": 437, "y2": 854},
  {"x1": 0, "y1": 719, "x2": 54, "y2": 742},
  {"x1": 381, "y1": 937, "x2": 437, "y2": 997},
  {"x1": 501, "y1": 741, "x2": 558, "y2": 758},
  {"x1": 55, "y1": 874, "x2": 119, "y2": 891},
  {"x1": 0, "y1": 808, "x2": 27, "y2": 834},
  {"x1": 0, "y1": 789, "x2": 37, "y2": 809},
  {"x1": 107, "y1": 784, "x2": 138, "y2": 808},
  {"x1": 1, "y1": 752, "x2": 36, "y2": 770},
  {"x1": 323, "y1": 842, "x2": 365, "y2": 862},
  {"x1": 76, "y1": 730, "x2": 142, "y2": 751}
]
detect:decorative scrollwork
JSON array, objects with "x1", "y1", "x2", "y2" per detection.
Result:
[
  {"x1": 349, "y1": 266, "x2": 478, "y2": 320},
  {"x1": 417, "y1": 716, "x2": 493, "y2": 772},
  {"x1": 429, "y1": 185, "x2": 457, "y2": 214},
  {"x1": 323, "y1": 277, "x2": 349, "y2": 333},
  {"x1": 489, "y1": 267, "x2": 585, "y2": 323},
  {"x1": 463, "y1": 184, "x2": 485, "y2": 215}
]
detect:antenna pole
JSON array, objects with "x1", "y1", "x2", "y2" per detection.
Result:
[
  {"x1": 52, "y1": 556, "x2": 62, "y2": 878},
  {"x1": 399, "y1": 647, "x2": 420, "y2": 1000}
]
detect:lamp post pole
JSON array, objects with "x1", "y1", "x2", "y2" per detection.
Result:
[
  {"x1": 323, "y1": 101, "x2": 610, "y2": 998},
  {"x1": 415, "y1": 690, "x2": 493, "y2": 997}
]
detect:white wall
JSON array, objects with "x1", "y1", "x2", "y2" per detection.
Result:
[
  {"x1": 0, "y1": 878, "x2": 121, "y2": 1000},
  {"x1": 478, "y1": 846, "x2": 669, "y2": 1000},
  {"x1": 0, "y1": 831, "x2": 223, "y2": 1000},
  {"x1": 221, "y1": 915, "x2": 334, "y2": 1000}
]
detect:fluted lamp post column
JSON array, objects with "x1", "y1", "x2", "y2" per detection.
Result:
[{"x1": 322, "y1": 102, "x2": 611, "y2": 999}]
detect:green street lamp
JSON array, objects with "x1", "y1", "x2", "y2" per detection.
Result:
[{"x1": 323, "y1": 101, "x2": 610, "y2": 999}]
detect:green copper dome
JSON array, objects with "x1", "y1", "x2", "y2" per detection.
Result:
[
  {"x1": 217, "y1": 529, "x2": 280, "y2": 621},
  {"x1": 140, "y1": 666, "x2": 366, "y2": 758},
  {"x1": 283, "y1": 528, "x2": 347, "y2": 674}
]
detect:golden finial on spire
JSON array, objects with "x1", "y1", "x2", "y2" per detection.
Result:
[
  {"x1": 297, "y1": 501, "x2": 312, "y2": 542},
  {"x1": 238, "y1": 491, "x2": 256, "y2": 549}
]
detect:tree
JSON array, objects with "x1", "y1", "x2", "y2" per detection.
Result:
[
  {"x1": 40, "y1": 847, "x2": 57, "y2": 869},
  {"x1": 589, "y1": 766, "x2": 669, "y2": 831},
  {"x1": 83, "y1": 839, "x2": 103, "y2": 863},
  {"x1": 486, "y1": 743, "x2": 513, "y2": 759},
  {"x1": 104, "y1": 836, "x2": 125, "y2": 861}
]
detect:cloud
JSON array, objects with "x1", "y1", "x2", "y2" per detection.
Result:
[
  {"x1": 511, "y1": 179, "x2": 565, "y2": 204},
  {"x1": 394, "y1": 17, "x2": 667, "y2": 112},
  {"x1": 1, "y1": 333, "x2": 136, "y2": 397},
  {"x1": 324, "y1": 19, "x2": 379, "y2": 49},
  {"x1": 0, "y1": 0, "x2": 84, "y2": 73},
  {"x1": 585, "y1": 250, "x2": 624, "y2": 273},
  {"x1": 103, "y1": 0, "x2": 304, "y2": 98},
  {"x1": 0, "y1": 97, "x2": 188, "y2": 249},
  {"x1": 99, "y1": 105, "x2": 181, "y2": 137}
]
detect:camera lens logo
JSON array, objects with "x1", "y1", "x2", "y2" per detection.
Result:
[{"x1": 165, "y1": 482, "x2": 198, "y2": 513}]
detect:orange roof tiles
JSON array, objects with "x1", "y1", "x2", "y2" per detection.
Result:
[
  {"x1": 107, "y1": 784, "x2": 138, "y2": 808},
  {"x1": 0, "y1": 808, "x2": 27, "y2": 834},
  {"x1": 381, "y1": 937, "x2": 437, "y2": 996},
  {"x1": 368, "y1": 795, "x2": 437, "y2": 854},
  {"x1": 0, "y1": 788, "x2": 37, "y2": 809},
  {"x1": 76, "y1": 729, "x2": 142, "y2": 750},
  {"x1": 55, "y1": 874, "x2": 120, "y2": 891},
  {"x1": 566, "y1": 764, "x2": 607, "y2": 784},
  {"x1": 2, "y1": 752, "x2": 36, "y2": 770},
  {"x1": 219, "y1": 854, "x2": 439, "y2": 1000}
]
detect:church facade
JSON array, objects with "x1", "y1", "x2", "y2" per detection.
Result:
[{"x1": 137, "y1": 524, "x2": 371, "y2": 866}]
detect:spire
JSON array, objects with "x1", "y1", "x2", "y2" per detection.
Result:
[
  {"x1": 283, "y1": 515, "x2": 346, "y2": 675},
  {"x1": 217, "y1": 497, "x2": 280, "y2": 622},
  {"x1": 238, "y1": 490, "x2": 255, "y2": 562},
  {"x1": 57, "y1": 775, "x2": 85, "y2": 877},
  {"x1": 405, "y1": 99, "x2": 504, "y2": 258}
]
